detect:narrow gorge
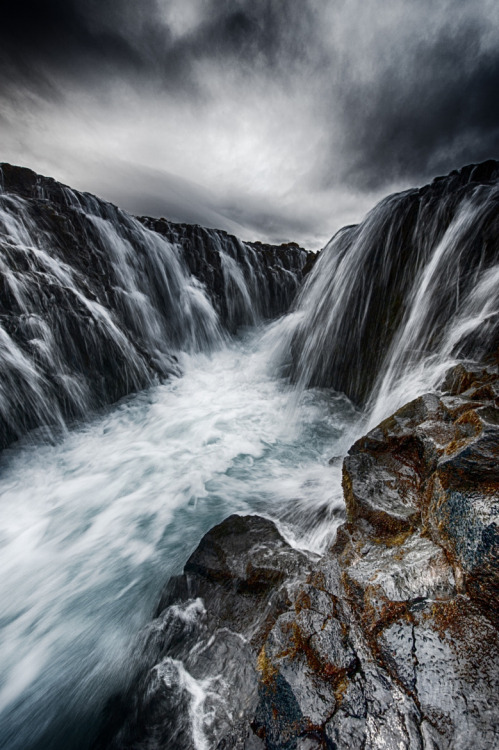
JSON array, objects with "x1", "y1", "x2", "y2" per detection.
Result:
[{"x1": 0, "y1": 161, "x2": 497, "y2": 750}]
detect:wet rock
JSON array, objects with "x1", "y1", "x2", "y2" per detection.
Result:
[
  {"x1": 342, "y1": 393, "x2": 447, "y2": 535},
  {"x1": 342, "y1": 376, "x2": 498, "y2": 626},
  {"x1": 95, "y1": 515, "x2": 313, "y2": 750},
  {"x1": 139, "y1": 216, "x2": 310, "y2": 333},
  {"x1": 0, "y1": 163, "x2": 312, "y2": 450},
  {"x1": 288, "y1": 161, "x2": 499, "y2": 406},
  {"x1": 250, "y1": 369, "x2": 498, "y2": 749},
  {"x1": 440, "y1": 363, "x2": 499, "y2": 396},
  {"x1": 183, "y1": 513, "x2": 304, "y2": 594},
  {"x1": 97, "y1": 373, "x2": 498, "y2": 749},
  {"x1": 342, "y1": 531, "x2": 456, "y2": 603}
]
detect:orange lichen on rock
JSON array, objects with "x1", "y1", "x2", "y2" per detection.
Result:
[
  {"x1": 444, "y1": 408, "x2": 483, "y2": 456},
  {"x1": 257, "y1": 645, "x2": 278, "y2": 686}
]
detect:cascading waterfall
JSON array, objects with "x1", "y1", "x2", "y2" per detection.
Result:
[
  {"x1": 0, "y1": 165, "x2": 307, "y2": 450},
  {"x1": 139, "y1": 216, "x2": 307, "y2": 332},
  {"x1": 286, "y1": 164, "x2": 499, "y2": 428},
  {"x1": 368, "y1": 196, "x2": 499, "y2": 427},
  {"x1": 0, "y1": 190, "x2": 212, "y2": 448},
  {"x1": 0, "y1": 161, "x2": 498, "y2": 750},
  {"x1": 0, "y1": 165, "x2": 314, "y2": 750}
]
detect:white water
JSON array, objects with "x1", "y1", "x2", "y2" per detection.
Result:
[
  {"x1": 367, "y1": 203, "x2": 499, "y2": 428},
  {"x1": 287, "y1": 183, "x2": 499, "y2": 427},
  {"x1": 0, "y1": 177, "x2": 305, "y2": 451},
  {"x1": 0, "y1": 325, "x2": 357, "y2": 750}
]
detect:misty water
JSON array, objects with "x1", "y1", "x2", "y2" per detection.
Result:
[
  {"x1": 1, "y1": 166, "x2": 498, "y2": 750},
  {"x1": 0, "y1": 323, "x2": 358, "y2": 750}
]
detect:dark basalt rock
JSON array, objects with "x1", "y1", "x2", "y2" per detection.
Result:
[
  {"x1": 183, "y1": 513, "x2": 303, "y2": 594},
  {"x1": 299, "y1": 250, "x2": 318, "y2": 278},
  {"x1": 342, "y1": 368, "x2": 499, "y2": 621},
  {"x1": 94, "y1": 515, "x2": 313, "y2": 750},
  {"x1": 288, "y1": 160, "x2": 499, "y2": 405},
  {"x1": 342, "y1": 393, "x2": 448, "y2": 535},
  {"x1": 139, "y1": 217, "x2": 309, "y2": 333},
  {"x1": 252, "y1": 367, "x2": 498, "y2": 749}
]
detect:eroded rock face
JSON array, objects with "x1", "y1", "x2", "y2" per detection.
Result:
[
  {"x1": 252, "y1": 367, "x2": 498, "y2": 749},
  {"x1": 98, "y1": 368, "x2": 498, "y2": 749},
  {"x1": 343, "y1": 366, "x2": 499, "y2": 622},
  {"x1": 94, "y1": 515, "x2": 313, "y2": 750}
]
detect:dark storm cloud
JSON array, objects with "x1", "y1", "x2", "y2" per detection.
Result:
[
  {"x1": 2, "y1": 0, "x2": 499, "y2": 246},
  {"x1": 0, "y1": 0, "x2": 166, "y2": 95},
  {"x1": 0, "y1": 0, "x2": 319, "y2": 97},
  {"x1": 328, "y1": 8, "x2": 499, "y2": 189}
]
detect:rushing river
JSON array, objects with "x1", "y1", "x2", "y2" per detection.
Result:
[
  {"x1": 0, "y1": 323, "x2": 358, "y2": 750},
  {"x1": 1, "y1": 163, "x2": 498, "y2": 750}
]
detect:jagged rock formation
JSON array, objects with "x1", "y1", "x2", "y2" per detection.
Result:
[
  {"x1": 98, "y1": 366, "x2": 498, "y2": 749},
  {"x1": 252, "y1": 365, "x2": 498, "y2": 749},
  {"x1": 0, "y1": 163, "x2": 310, "y2": 449},
  {"x1": 94, "y1": 515, "x2": 313, "y2": 750}
]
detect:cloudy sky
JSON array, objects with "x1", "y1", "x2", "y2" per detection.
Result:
[{"x1": 1, "y1": 0, "x2": 499, "y2": 249}]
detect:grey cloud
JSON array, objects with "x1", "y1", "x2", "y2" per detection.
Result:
[
  {"x1": 86, "y1": 159, "x2": 333, "y2": 250},
  {"x1": 2, "y1": 0, "x2": 499, "y2": 246},
  {"x1": 325, "y1": 8, "x2": 499, "y2": 189},
  {"x1": 0, "y1": 1, "x2": 320, "y2": 97}
]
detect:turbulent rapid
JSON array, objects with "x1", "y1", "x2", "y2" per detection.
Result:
[
  {"x1": 0, "y1": 327, "x2": 357, "y2": 750},
  {"x1": 0, "y1": 161, "x2": 498, "y2": 750}
]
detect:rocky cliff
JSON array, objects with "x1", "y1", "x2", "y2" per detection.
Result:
[
  {"x1": 0, "y1": 164, "x2": 310, "y2": 450},
  {"x1": 287, "y1": 160, "x2": 499, "y2": 406}
]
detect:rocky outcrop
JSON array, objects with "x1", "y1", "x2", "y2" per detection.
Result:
[
  {"x1": 139, "y1": 217, "x2": 310, "y2": 332},
  {"x1": 251, "y1": 365, "x2": 499, "y2": 749},
  {"x1": 99, "y1": 367, "x2": 498, "y2": 749},
  {"x1": 0, "y1": 163, "x2": 310, "y2": 449},
  {"x1": 94, "y1": 515, "x2": 313, "y2": 750}
]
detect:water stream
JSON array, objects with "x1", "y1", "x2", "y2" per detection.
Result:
[
  {"x1": 0, "y1": 164, "x2": 498, "y2": 749},
  {"x1": 0, "y1": 325, "x2": 358, "y2": 750}
]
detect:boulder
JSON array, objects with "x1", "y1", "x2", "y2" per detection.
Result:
[
  {"x1": 94, "y1": 515, "x2": 313, "y2": 750},
  {"x1": 252, "y1": 367, "x2": 499, "y2": 748}
]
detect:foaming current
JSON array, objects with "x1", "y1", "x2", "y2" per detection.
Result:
[{"x1": 0, "y1": 326, "x2": 357, "y2": 750}]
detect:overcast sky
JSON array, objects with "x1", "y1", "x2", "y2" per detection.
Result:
[{"x1": 1, "y1": 0, "x2": 499, "y2": 249}]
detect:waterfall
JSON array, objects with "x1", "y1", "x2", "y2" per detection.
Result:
[
  {"x1": 286, "y1": 161, "x2": 499, "y2": 424},
  {"x1": 0, "y1": 165, "x2": 308, "y2": 450},
  {"x1": 0, "y1": 160, "x2": 498, "y2": 750},
  {"x1": 139, "y1": 216, "x2": 308, "y2": 332}
]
